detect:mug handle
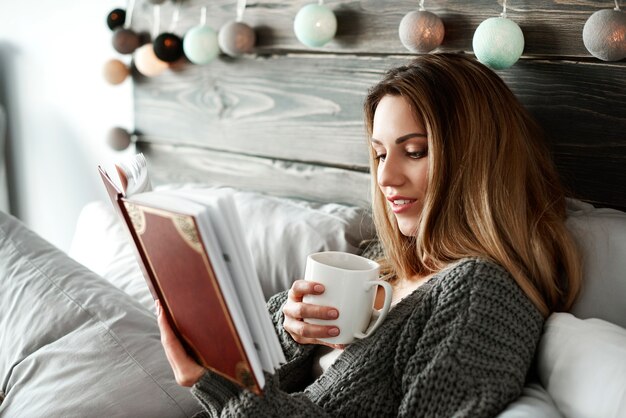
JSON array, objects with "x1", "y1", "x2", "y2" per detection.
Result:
[{"x1": 353, "y1": 280, "x2": 393, "y2": 340}]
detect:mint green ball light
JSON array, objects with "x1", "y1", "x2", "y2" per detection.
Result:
[
  {"x1": 183, "y1": 26, "x2": 219, "y2": 65},
  {"x1": 473, "y1": 16, "x2": 524, "y2": 70},
  {"x1": 294, "y1": 3, "x2": 337, "y2": 48}
]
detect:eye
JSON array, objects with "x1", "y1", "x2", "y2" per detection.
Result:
[
  {"x1": 406, "y1": 150, "x2": 427, "y2": 159},
  {"x1": 375, "y1": 154, "x2": 386, "y2": 162}
]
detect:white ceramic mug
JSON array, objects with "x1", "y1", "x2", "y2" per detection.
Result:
[{"x1": 302, "y1": 251, "x2": 392, "y2": 345}]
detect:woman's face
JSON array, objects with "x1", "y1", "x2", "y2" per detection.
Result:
[{"x1": 371, "y1": 94, "x2": 429, "y2": 237}]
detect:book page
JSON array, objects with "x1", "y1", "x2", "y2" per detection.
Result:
[
  {"x1": 165, "y1": 189, "x2": 285, "y2": 370},
  {"x1": 116, "y1": 153, "x2": 152, "y2": 196},
  {"x1": 213, "y1": 194, "x2": 286, "y2": 368}
]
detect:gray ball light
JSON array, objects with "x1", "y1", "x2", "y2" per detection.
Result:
[
  {"x1": 582, "y1": 8, "x2": 626, "y2": 61},
  {"x1": 218, "y1": 21, "x2": 256, "y2": 57},
  {"x1": 398, "y1": 10, "x2": 445, "y2": 53}
]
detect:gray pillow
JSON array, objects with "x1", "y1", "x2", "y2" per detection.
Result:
[
  {"x1": 566, "y1": 199, "x2": 626, "y2": 328},
  {"x1": 0, "y1": 211, "x2": 202, "y2": 417}
]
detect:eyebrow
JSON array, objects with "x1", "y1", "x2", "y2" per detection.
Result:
[{"x1": 370, "y1": 132, "x2": 427, "y2": 145}]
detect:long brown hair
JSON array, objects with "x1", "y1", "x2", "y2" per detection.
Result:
[{"x1": 364, "y1": 53, "x2": 581, "y2": 316}]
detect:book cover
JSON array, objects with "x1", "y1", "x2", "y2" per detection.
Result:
[{"x1": 98, "y1": 165, "x2": 265, "y2": 394}]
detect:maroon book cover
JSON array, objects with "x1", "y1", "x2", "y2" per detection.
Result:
[{"x1": 98, "y1": 167, "x2": 260, "y2": 394}]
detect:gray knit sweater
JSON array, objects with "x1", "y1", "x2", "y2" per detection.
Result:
[{"x1": 191, "y1": 258, "x2": 544, "y2": 417}]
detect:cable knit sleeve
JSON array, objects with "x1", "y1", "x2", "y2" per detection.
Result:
[{"x1": 397, "y1": 260, "x2": 544, "y2": 417}]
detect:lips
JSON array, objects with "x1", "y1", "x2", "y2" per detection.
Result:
[{"x1": 386, "y1": 196, "x2": 417, "y2": 214}]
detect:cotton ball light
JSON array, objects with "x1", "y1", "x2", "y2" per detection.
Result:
[
  {"x1": 107, "y1": 127, "x2": 133, "y2": 151},
  {"x1": 184, "y1": 25, "x2": 219, "y2": 64},
  {"x1": 473, "y1": 17, "x2": 524, "y2": 70},
  {"x1": 106, "y1": 9, "x2": 126, "y2": 31},
  {"x1": 153, "y1": 32, "x2": 184, "y2": 62},
  {"x1": 112, "y1": 28, "x2": 141, "y2": 54},
  {"x1": 103, "y1": 59, "x2": 130, "y2": 85},
  {"x1": 134, "y1": 44, "x2": 169, "y2": 77},
  {"x1": 293, "y1": 3, "x2": 337, "y2": 48},
  {"x1": 582, "y1": 8, "x2": 626, "y2": 61},
  {"x1": 218, "y1": 21, "x2": 256, "y2": 57},
  {"x1": 398, "y1": 10, "x2": 445, "y2": 53}
]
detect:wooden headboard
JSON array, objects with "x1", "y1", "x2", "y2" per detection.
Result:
[{"x1": 130, "y1": 0, "x2": 626, "y2": 210}]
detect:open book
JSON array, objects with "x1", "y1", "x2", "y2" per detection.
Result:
[{"x1": 98, "y1": 153, "x2": 285, "y2": 394}]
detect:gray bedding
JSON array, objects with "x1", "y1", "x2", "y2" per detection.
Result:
[{"x1": 0, "y1": 210, "x2": 202, "y2": 417}]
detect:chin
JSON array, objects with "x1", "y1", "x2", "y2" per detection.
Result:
[{"x1": 397, "y1": 220, "x2": 418, "y2": 237}]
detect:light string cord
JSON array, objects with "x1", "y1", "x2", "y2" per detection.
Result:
[
  {"x1": 123, "y1": 0, "x2": 136, "y2": 29},
  {"x1": 152, "y1": 5, "x2": 161, "y2": 39},
  {"x1": 419, "y1": 0, "x2": 425, "y2": 11},
  {"x1": 200, "y1": 6, "x2": 207, "y2": 26},
  {"x1": 615, "y1": 0, "x2": 621, "y2": 11},
  {"x1": 169, "y1": 0, "x2": 182, "y2": 32},
  {"x1": 500, "y1": 0, "x2": 508, "y2": 18},
  {"x1": 236, "y1": 0, "x2": 247, "y2": 22}
]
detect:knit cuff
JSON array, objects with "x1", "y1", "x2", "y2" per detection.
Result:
[{"x1": 191, "y1": 370, "x2": 243, "y2": 415}]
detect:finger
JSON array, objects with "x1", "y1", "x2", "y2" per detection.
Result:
[
  {"x1": 282, "y1": 301, "x2": 339, "y2": 321},
  {"x1": 288, "y1": 280, "x2": 325, "y2": 301},
  {"x1": 283, "y1": 316, "x2": 340, "y2": 340},
  {"x1": 156, "y1": 301, "x2": 189, "y2": 363},
  {"x1": 156, "y1": 300, "x2": 205, "y2": 387}
]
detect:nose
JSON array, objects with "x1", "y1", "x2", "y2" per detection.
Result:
[{"x1": 377, "y1": 153, "x2": 405, "y2": 189}]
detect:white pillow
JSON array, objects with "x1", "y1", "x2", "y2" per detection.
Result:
[
  {"x1": 69, "y1": 187, "x2": 374, "y2": 310},
  {"x1": 69, "y1": 201, "x2": 153, "y2": 311},
  {"x1": 496, "y1": 382, "x2": 562, "y2": 418},
  {"x1": 537, "y1": 312, "x2": 626, "y2": 418},
  {"x1": 566, "y1": 199, "x2": 626, "y2": 329}
]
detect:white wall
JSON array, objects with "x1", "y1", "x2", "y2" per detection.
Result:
[{"x1": 0, "y1": 1, "x2": 135, "y2": 251}]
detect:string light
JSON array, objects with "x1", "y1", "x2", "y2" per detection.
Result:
[
  {"x1": 184, "y1": 6, "x2": 220, "y2": 64},
  {"x1": 134, "y1": 5, "x2": 169, "y2": 77},
  {"x1": 293, "y1": 0, "x2": 337, "y2": 48},
  {"x1": 472, "y1": 0, "x2": 525, "y2": 69},
  {"x1": 583, "y1": 0, "x2": 626, "y2": 61},
  {"x1": 153, "y1": 0, "x2": 184, "y2": 63},
  {"x1": 112, "y1": 0, "x2": 140, "y2": 54},
  {"x1": 398, "y1": 0, "x2": 445, "y2": 53},
  {"x1": 218, "y1": 0, "x2": 256, "y2": 57}
]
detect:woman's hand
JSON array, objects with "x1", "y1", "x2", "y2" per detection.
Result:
[
  {"x1": 156, "y1": 299, "x2": 206, "y2": 387},
  {"x1": 282, "y1": 280, "x2": 345, "y2": 349}
]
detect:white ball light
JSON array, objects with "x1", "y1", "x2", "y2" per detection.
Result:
[
  {"x1": 399, "y1": 10, "x2": 445, "y2": 53},
  {"x1": 134, "y1": 44, "x2": 169, "y2": 77},
  {"x1": 583, "y1": 8, "x2": 626, "y2": 61},
  {"x1": 184, "y1": 25, "x2": 219, "y2": 64},
  {"x1": 293, "y1": 3, "x2": 337, "y2": 48},
  {"x1": 473, "y1": 17, "x2": 525, "y2": 70}
]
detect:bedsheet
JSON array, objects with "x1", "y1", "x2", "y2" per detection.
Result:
[{"x1": 0, "y1": 210, "x2": 202, "y2": 417}]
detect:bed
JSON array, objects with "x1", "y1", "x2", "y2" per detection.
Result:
[{"x1": 1, "y1": 0, "x2": 626, "y2": 416}]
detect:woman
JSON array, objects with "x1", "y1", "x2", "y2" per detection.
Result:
[{"x1": 157, "y1": 53, "x2": 582, "y2": 417}]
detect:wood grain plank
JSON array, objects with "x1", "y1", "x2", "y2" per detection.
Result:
[
  {"x1": 135, "y1": 56, "x2": 626, "y2": 159},
  {"x1": 138, "y1": 142, "x2": 372, "y2": 207},
  {"x1": 133, "y1": 53, "x2": 385, "y2": 169},
  {"x1": 129, "y1": 0, "x2": 614, "y2": 57}
]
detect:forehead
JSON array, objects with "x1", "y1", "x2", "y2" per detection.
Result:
[{"x1": 372, "y1": 95, "x2": 424, "y2": 136}]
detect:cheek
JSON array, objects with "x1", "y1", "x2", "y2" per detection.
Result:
[{"x1": 413, "y1": 163, "x2": 429, "y2": 194}]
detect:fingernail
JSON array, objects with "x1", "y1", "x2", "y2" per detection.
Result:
[
  {"x1": 155, "y1": 300, "x2": 161, "y2": 315},
  {"x1": 328, "y1": 327, "x2": 340, "y2": 336},
  {"x1": 314, "y1": 285, "x2": 324, "y2": 293},
  {"x1": 327, "y1": 309, "x2": 338, "y2": 319}
]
